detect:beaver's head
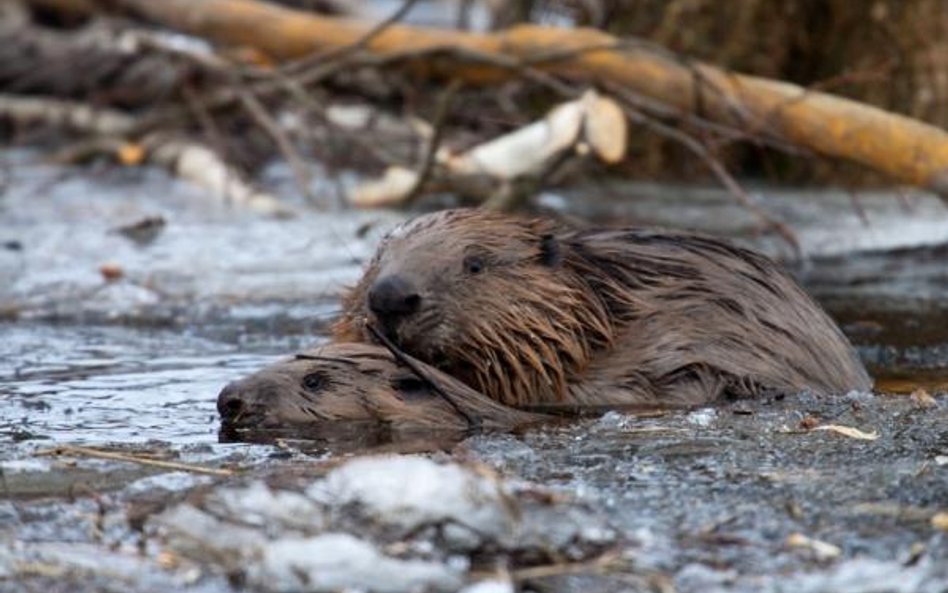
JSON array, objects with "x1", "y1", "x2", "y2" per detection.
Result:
[
  {"x1": 216, "y1": 343, "x2": 467, "y2": 429},
  {"x1": 334, "y1": 209, "x2": 615, "y2": 406},
  {"x1": 217, "y1": 342, "x2": 544, "y2": 430}
]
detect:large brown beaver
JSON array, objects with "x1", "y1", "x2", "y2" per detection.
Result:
[
  {"x1": 217, "y1": 343, "x2": 546, "y2": 430},
  {"x1": 334, "y1": 208, "x2": 872, "y2": 407}
]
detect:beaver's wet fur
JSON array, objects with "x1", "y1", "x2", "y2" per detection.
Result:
[
  {"x1": 217, "y1": 342, "x2": 546, "y2": 430},
  {"x1": 334, "y1": 208, "x2": 872, "y2": 407}
]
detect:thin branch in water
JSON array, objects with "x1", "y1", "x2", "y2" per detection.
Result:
[
  {"x1": 358, "y1": 45, "x2": 796, "y2": 249},
  {"x1": 403, "y1": 78, "x2": 464, "y2": 204},
  {"x1": 236, "y1": 86, "x2": 317, "y2": 204},
  {"x1": 470, "y1": 549, "x2": 625, "y2": 582},
  {"x1": 270, "y1": 72, "x2": 406, "y2": 167},
  {"x1": 616, "y1": 101, "x2": 801, "y2": 255},
  {"x1": 895, "y1": 187, "x2": 917, "y2": 214},
  {"x1": 366, "y1": 322, "x2": 480, "y2": 428},
  {"x1": 168, "y1": 1, "x2": 420, "y2": 118},
  {"x1": 483, "y1": 141, "x2": 578, "y2": 211},
  {"x1": 181, "y1": 83, "x2": 230, "y2": 164},
  {"x1": 35, "y1": 445, "x2": 237, "y2": 477},
  {"x1": 281, "y1": 0, "x2": 421, "y2": 78},
  {"x1": 846, "y1": 188, "x2": 870, "y2": 227}
]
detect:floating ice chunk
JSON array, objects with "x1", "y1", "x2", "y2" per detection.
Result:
[
  {"x1": 686, "y1": 408, "x2": 717, "y2": 428},
  {"x1": 306, "y1": 456, "x2": 516, "y2": 538},
  {"x1": 249, "y1": 533, "x2": 462, "y2": 593}
]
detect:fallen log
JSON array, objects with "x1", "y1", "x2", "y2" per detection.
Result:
[{"x1": 70, "y1": 0, "x2": 948, "y2": 197}]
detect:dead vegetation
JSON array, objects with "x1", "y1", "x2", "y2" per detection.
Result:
[{"x1": 3, "y1": 0, "x2": 948, "y2": 248}]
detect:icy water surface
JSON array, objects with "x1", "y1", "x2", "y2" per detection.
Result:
[
  {"x1": 0, "y1": 323, "x2": 281, "y2": 447},
  {"x1": 1, "y1": 157, "x2": 947, "y2": 592}
]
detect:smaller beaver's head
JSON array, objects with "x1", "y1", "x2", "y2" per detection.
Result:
[
  {"x1": 216, "y1": 342, "x2": 543, "y2": 431},
  {"x1": 217, "y1": 343, "x2": 459, "y2": 430},
  {"x1": 335, "y1": 209, "x2": 614, "y2": 405}
]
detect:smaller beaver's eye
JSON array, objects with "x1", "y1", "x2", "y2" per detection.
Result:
[
  {"x1": 302, "y1": 371, "x2": 328, "y2": 392},
  {"x1": 463, "y1": 255, "x2": 484, "y2": 275}
]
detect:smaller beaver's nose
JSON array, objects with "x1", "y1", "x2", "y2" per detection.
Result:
[
  {"x1": 368, "y1": 275, "x2": 421, "y2": 321},
  {"x1": 217, "y1": 382, "x2": 247, "y2": 423}
]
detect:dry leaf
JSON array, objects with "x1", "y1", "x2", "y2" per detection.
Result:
[
  {"x1": 812, "y1": 424, "x2": 879, "y2": 440},
  {"x1": 99, "y1": 263, "x2": 124, "y2": 282},
  {"x1": 350, "y1": 166, "x2": 419, "y2": 208},
  {"x1": 582, "y1": 91, "x2": 627, "y2": 163},
  {"x1": 910, "y1": 388, "x2": 937, "y2": 408},
  {"x1": 117, "y1": 143, "x2": 145, "y2": 166},
  {"x1": 786, "y1": 533, "x2": 841, "y2": 560},
  {"x1": 799, "y1": 415, "x2": 821, "y2": 430},
  {"x1": 156, "y1": 550, "x2": 181, "y2": 569}
]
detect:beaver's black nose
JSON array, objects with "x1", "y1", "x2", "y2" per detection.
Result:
[
  {"x1": 368, "y1": 275, "x2": 421, "y2": 321},
  {"x1": 217, "y1": 382, "x2": 246, "y2": 423}
]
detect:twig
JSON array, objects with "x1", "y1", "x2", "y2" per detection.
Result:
[
  {"x1": 365, "y1": 322, "x2": 480, "y2": 428},
  {"x1": 483, "y1": 140, "x2": 577, "y2": 211},
  {"x1": 402, "y1": 78, "x2": 463, "y2": 204},
  {"x1": 34, "y1": 445, "x2": 237, "y2": 477},
  {"x1": 472, "y1": 550, "x2": 625, "y2": 581},
  {"x1": 236, "y1": 86, "x2": 317, "y2": 204},
  {"x1": 181, "y1": 84, "x2": 230, "y2": 168},
  {"x1": 603, "y1": 81, "x2": 806, "y2": 156},
  {"x1": 359, "y1": 44, "x2": 799, "y2": 251},
  {"x1": 269, "y1": 71, "x2": 406, "y2": 166},
  {"x1": 845, "y1": 188, "x2": 870, "y2": 226},
  {"x1": 279, "y1": 0, "x2": 420, "y2": 79},
  {"x1": 617, "y1": 102, "x2": 801, "y2": 255},
  {"x1": 438, "y1": 48, "x2": 798, "y2": 250}
]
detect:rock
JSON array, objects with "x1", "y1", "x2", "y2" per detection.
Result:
[
  {"x1": 306, "y1": 456, "x2": 517, "y2": 540},
  {"x1": 248, "y1": 532, "x2": 463, "y2": 593},
  {"x1": 203, "y1": 480, "x2": 327, "y2": 533}
]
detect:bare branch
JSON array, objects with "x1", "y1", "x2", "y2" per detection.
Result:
[{"x1": 237, "y1": 87, "x2": 317, "y2": 204}]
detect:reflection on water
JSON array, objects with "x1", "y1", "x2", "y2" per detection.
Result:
[{"x1": 0, "y1": 324, "x2": 284, "y2": 449}]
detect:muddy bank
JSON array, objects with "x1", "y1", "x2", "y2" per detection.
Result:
[{"x1": 3, "y1": 392, "x2": 947, "y2": 593}]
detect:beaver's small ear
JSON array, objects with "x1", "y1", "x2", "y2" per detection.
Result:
[{"x1": 539, "y1": 233, "x2": 562, "y2": 267}]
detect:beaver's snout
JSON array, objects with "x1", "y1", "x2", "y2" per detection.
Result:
[
  {"x1": 368, "y1": 275, "x2": 421, "y2": 324},
  {"x1": 217, "y1": 381, "x2": 265, "y2": 427}
]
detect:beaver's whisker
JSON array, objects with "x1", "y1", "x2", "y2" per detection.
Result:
[{"x1": 413, "y1": 313, "x2": 444, "y2": 335}]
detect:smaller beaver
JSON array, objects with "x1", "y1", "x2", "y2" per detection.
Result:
[{"x1": 217, "y1": 343, "x2": 546, "y2": 431}]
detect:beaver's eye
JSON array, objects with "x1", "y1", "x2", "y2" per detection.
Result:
[
  {"x1": 302, "y1": 371, "x2": 329, "y2": 391},
  {"x1": 463, "y1": 255, "x2": 484, "y2": 275}
]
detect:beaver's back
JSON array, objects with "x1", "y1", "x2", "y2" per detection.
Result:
[
  {"x1": 218, "y1": 343, "x2": 547, "y2": 429},
  {"x1": 563, "y1": 229, "x2": 871, "y2": 404}
]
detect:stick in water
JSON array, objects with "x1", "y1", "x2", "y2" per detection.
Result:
[{"x1": 365, "y1": 322, "x2": 480, "y2": 428}]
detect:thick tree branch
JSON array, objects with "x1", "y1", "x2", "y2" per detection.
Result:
[{"x1": 74, "y1": 0, "x2": 948, "y2": 196}]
